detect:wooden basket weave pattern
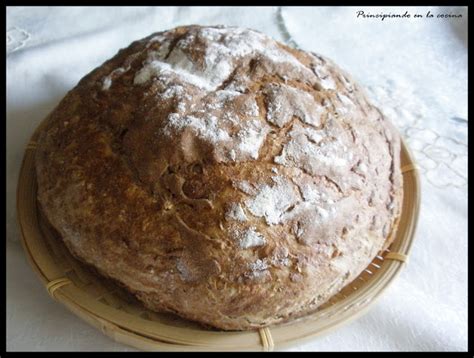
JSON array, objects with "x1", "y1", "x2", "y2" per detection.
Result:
[{"x1": 17, "y1": 117, "x2": 420, "y2": 351}]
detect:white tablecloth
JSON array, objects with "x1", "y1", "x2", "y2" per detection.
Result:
[{"x1": 7, "y1": 6, "x2": 467, "y2": 351}]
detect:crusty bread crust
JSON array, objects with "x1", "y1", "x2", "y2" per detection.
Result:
[{"x1": 35, "y1": 25, "x2": 403, "y2": 330}]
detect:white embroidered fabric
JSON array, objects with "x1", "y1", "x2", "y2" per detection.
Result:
[{"x1": 6, "y1": 6, "x2": 467, "y2": 351}]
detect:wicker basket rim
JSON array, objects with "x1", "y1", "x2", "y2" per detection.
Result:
[{"x1": 16, "y1": 113, "x2": 420, "y2": 351}]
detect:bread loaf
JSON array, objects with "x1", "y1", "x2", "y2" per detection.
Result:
[{"x1": 35, "y1": 25, "x2": 403, "y2": 330}]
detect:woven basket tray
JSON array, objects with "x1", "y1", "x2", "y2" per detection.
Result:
[{"x1": 17, "y1": 115, "x2": 420, "y2": 351}]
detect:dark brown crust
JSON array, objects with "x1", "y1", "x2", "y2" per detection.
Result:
[{"x1": 35, "y1": 25, "x2": 403, "y2": 330}]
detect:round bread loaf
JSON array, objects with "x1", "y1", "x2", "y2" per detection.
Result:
[{"x1": 35, "y1": 25, "x2": 403, "y2": 330}]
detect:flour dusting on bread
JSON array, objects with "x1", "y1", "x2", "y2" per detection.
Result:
[
  {"x1": 225, "y1": 203, "x2": 248, "y2": 222},
  {"x1": 36, "y1": 25, "x2": 403, "y2": 331}
]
